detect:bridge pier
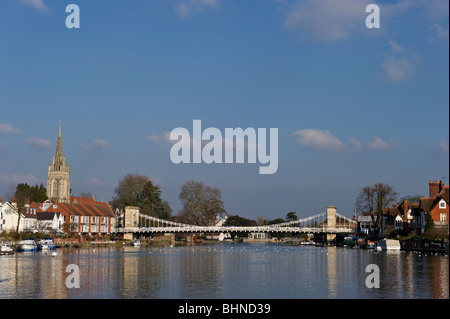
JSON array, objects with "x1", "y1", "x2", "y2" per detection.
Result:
[
  {"x1": 326, "y1": 206, "x2": 337, "y2": 242},
  {"x1": 124, "y1": 233, "x2": 134, "y2": 241}
]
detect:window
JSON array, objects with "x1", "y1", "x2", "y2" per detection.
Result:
[
  {"x1": 439, "y1": 200, "x2": 446, "y2": 209},
  {"x1": 440, "y1": 213, "x2": 447, "y2": 223}
]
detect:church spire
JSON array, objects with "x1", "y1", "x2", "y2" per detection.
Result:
[
  {"x1": 47, "y1": 121, "x2": 70, "y2": 203},
  {"x1": 57, "y1": 120, "x2": 62, "y2": 153},
  {"x1": 53, "y1": 121, "x2": 65, "y2": 171}
]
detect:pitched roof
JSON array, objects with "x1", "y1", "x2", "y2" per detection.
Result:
[
  {"x1": 439, "y1": 186, "x2": 449, "y2": 203},
  {"x1": 39, "y1": 197, "x2": 114, "y2": 217},
  {"x1": 37, "y1": 212, "x2": 60, "y2": 221},
  {"x1": 420, "y1": 185, "x2": 449, "y2": 212}
]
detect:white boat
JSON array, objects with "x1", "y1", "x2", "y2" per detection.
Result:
[
  {"x1": 17, "y1": 238, "x2": 38, "y2": 252},
  {"x1": 1, "y1": 243, "x2": 14, "y2": 255},
  {"x1": 131, "y1": 239, "x2": 141, "y2": 246},
  {"x1": 38, "y1": 237, "x2": 56, "y2": 250},
  {"x1": 377, "y1": 239, "x2": 401, "y2": 251}
]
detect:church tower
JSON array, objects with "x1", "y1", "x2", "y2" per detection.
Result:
[{"x1": 46, "y1": 122, "x2": 70, "y2": 203}]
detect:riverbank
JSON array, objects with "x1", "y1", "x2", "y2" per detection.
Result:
[{"x1": 2, "y1": 234, "x2": 448, "y2": 254}]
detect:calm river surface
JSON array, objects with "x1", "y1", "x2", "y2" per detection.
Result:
[{"x1": 0, "y1": 243, "x2": 448, "y2": 299}]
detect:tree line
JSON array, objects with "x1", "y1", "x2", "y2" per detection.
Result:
[{"x1": 4, "y1": 175, "x2": 437, "y2": 237}]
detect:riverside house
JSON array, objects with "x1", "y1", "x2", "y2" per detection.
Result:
[{"x1": 36, "y1": 197, "x2": 115, "y2": 235}]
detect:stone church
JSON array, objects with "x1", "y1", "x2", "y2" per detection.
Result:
[{"x1": 46, "y1": 122, "x2": 71, "y2": 203}]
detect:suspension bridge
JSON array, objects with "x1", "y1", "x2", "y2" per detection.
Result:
[{"x1": 115, "y1": 206, "x2": 357, "y2": 240}]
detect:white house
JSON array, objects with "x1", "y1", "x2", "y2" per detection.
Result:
[
  {"x1": 0, "y1": 201, "x2": 25, "y2": 232},
  {"x1": 37, "y1": 212, "x2": 64, "y2": 233},
  {"x1": 357, "y1": 215, "x2": 377, "y2": 234}
]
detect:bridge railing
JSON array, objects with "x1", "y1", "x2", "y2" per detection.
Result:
[
  {"x1": 117, "y1": 211, "x2": 357, "y2": 234},
  {"x1": 115, "y1": 226, "x2": 356, "y2": 234}
]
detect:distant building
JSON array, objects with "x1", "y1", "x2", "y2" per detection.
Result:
[
  {"x1": 46, "y1": 122, "x2": 70, "y2": 204},
  {"x1": 37, "y1": 197, "x2": 115, "y2": 235},
  {"x1": 36, "y1": 211, "x2": 64, "y2": 233},
  {"x1": 0, "y1": 200, "x2": 25, "y2": 232},
  {"x1": 418, "y1": 180, "x2": 449, "y2": 234},
  {"x1": 357, "y1": 214, "x2": 377, "y2": 234},
  {"x1": 1, "y1": 123, "x2": 115, "y2": 236}
]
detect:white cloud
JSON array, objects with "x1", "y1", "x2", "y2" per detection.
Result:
[
  {"x1": 434, "y1": 23, "x2": 449, "y2": 41},
  {"x1": 93, "y1": 139, "x2": 110, "y2": 148},
  {"x1": 349, "y1": 137, "x2": 362, "y2": 151},
  {"x1": 366, "y1": 136, "x2": 395, "y2": 150},
  {"x1": 20, "y1": 0, "x2": 48, "y2": 11},
  {"x1": 24, "y1": 137, "x2": 52, "y2": 149},
  {"x1": 280, "y1": 0, "x2": 449, "y2": 42},
  {"x1": 80, "y1": 139, "x2": 111, "y2": 150},
  {"x1": 0, "y1": 173, "x2": 40, "y2": 186},
  {"x1": 280, "y1": 0, "x2": 371, "y2": 42},
  {"x1": 291, "y1": 129, "x2": 396, "y2": 152},
  {"x1": 0, "y1": 142, "x2": 6, "y2": 148},
  {"x1": 388, "y1": 40, "x2": 403, "y2": 53},
  {"x1": 0, "y1": 123, "x2": 21, "y2": 133},
  {"x1": 175, "y1": 0, "x2": 220, "y2": 18},
  {"x1": 437, "y1": 140, "x2": 449, "y2": 153},
  {"x1": 146, "y1": 129, "x2": 262, "y2": 159},
  {"x1": 291, "y1": 129, "x2": 346, "y2": 152},
  {"x1": 81, "y1": 177, "x2": 112, "y2": 188},
  {"x1": 145, "y1": 132, "x2": 175, "y2": 147},
  {"x1": 425, "y1": 0, "x2": 449, "y2": 21},
  {"x1": 382, "y1": 41, "x2": 420, "y2": 82},
  {"x1": 382, "y1": 56, "x2": 415, "y2": 81}
]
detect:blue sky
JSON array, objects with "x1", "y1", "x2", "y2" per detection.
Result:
[{"x1": 0, "y1": 0, "x2": 448, "y2": 221}]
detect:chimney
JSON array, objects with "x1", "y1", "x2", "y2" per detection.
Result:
[
  {"x1": 403, "y1": 200, "x2": 409, "y2": 223},
  {"x1": 429, "y1": 180, "x2": 440, "y2": 198},
  {"x1": 439, "y1": 180, "x2": 445, "y2": 193}
]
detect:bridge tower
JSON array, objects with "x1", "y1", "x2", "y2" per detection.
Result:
[
  {"x1": 123, "y1": 206, "x2": 140, "y2": 240},
  {"x1": 326, "y1": 206, "x2": 337, "y2": 242}
]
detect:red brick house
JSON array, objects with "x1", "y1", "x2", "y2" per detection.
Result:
[
  {"x1": 418, "y1": 180, "x2": 449, "y2": 234},
  {"x1": 36, "y1": 196, "x2": 115, "y2": 235}
]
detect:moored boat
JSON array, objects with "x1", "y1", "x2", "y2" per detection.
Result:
[
  {"x1": 38, "y1": 237, "x2": 56, "y2": 250},
  {"x1": 131, "y1": 239, "x2": 141, "y2": 246},
  {"x1": 17, "y1": 238, "x2": 38, "y2": 252},
  {"x1": 1, "y1": 243, "x2": 14, "y2": 255},
  {"x1": 377, "y1": 239, "x2": 401, "y2": 251}
]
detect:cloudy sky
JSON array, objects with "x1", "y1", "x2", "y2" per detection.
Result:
[{"x1": 0, "y1": 0, "x2": 448, "y2": 220}]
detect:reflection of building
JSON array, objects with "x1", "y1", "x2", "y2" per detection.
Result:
[
  {"x1": 430, "y1": 255, "x2": 450, "y2": 298},
  {"x1": 326, "y1": 246, "x2": 337, "y2": 298},
  {"x1": 46, "y1": 122, "x2": 71, "y2": 204}
]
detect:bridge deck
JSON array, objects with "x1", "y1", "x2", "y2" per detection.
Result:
[{"x1": 116, "y1": 226, "x2": 355, "y2": 234}]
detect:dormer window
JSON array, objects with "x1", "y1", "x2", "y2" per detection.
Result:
[{"x1": 439, "y1": 199, "x2": 446, "y2": 209}]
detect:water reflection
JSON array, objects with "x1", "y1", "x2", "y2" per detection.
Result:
[{"x1": 0, "y1": 244, "x2": 448, "y2": 299}]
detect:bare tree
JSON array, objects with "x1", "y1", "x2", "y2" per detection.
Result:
[
  {"x1": 79, "y1": 191, "x2": 94, "y2": 199},
  {"x1": 355, "y1": 182, "x2": 398, "y2": 231},
  {"x1": 179, "y1": 180, "x2": 226, "y2": 226}
]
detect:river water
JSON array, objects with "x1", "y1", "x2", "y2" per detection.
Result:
[{"x1": 0, "y1": 243, "x2": 448, "y2": 299}]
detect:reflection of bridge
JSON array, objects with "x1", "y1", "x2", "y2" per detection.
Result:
[{"x1": 116, "y1": 206, "x2": 357, "y2": 240}]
